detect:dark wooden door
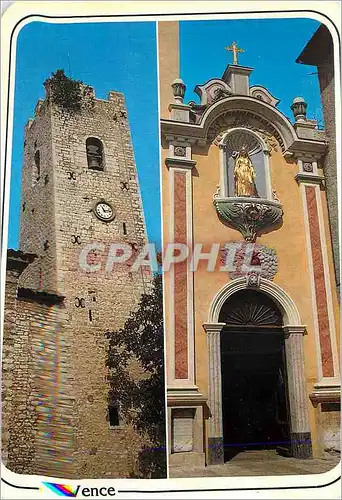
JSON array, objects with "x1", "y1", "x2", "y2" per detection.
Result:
[{"x1": 221, "y1": 327, "x2": 291, "y2": 460}]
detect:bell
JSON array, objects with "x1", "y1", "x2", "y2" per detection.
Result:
[
  {"x1": 88, "y1": 156, "x2": 101, "y2": 169},
  {"x1": 87, "y1": 144, "x2": 102, "y2": 169}
]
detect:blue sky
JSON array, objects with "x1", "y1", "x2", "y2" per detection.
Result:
[
  {"x1": 8, "y1": 17, "x2": 323, "y2": 251},
  {"x1": 180, "y1": 18, "x2": 322, "y2": 124},
  {"x1": 8, "y1": 21, "x2": 160, "y2": 249}
]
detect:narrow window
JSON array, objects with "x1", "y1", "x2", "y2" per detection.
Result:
[
  {"x1": 108, "y1": 406, "x2": 120, "y2": 427},
  {"x1": 34, "y1": 150, "x2": 41, "y2": 182},
  {"x1": 89, "y1": 310, "x2": 93, "y2": 322},
  {"x1": 86, "y1": 137, "x2": 104, "y2": 171},
  {"x1": 123, "y1": 222, "x2": 127, "y2": 235}
]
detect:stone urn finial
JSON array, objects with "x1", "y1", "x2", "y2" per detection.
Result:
[
  {"x1": 291, "y1": 96, "x2": 307, "y2": 122},
  {"x1": 171, "y1": 78, "x2": 186, "y2": 103}
]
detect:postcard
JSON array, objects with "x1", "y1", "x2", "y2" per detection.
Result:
[{"x1": 1, "y1": 2, "x2": 340, "y2": 499}]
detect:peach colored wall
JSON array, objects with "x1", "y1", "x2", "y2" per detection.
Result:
[
  {"x1": 188, "y1": 141, "x2": 338, "y2": 456},
  {"x1": 191, "y1": 144, "x2": 313, "y2": 386},
  {"x1": 161, "y1": 143, "x2": 339, "y2": 457},
  {"x1": 158, "y1": 22, "x2": 179, "y2": 119},
  {"x1": 158, "y1": 21, "x2": 179, "y2": 373}
]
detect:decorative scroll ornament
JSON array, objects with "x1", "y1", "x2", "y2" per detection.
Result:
[
  {"x1": 194, "y1": 78, "x2": 232, "y2": 107},
  {"x1": 220, "y1": 241, "x2": 278, "y2": 281},
  {"x1": 272, "y1": 189, "x2": 280, "y2": 202},
  {"x1": 214, "y1": 197, "x2": 283, "y2": 242},
  {"x1": 211, "y1": 87, "x2": 233, "y2": 102},
  {"x1": 259, "y1": 132, "x2": 279, "y2": 153},
  {"x1": 213, "y1": 184, "x2": 221, "y2": 199},
  {"x1": 249, "y1": 85, "x2": 280, "y2": 107}
]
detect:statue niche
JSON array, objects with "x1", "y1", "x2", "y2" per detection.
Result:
[
  {"x1": 213, "y1": 128, "x2": 283, "y2": 242},
  {"x1": 224, "y1": 129, "x2": 268, "y2": 199},
  {"x1": 233, "y1": 146, "x2": 258, "y2": 197}
]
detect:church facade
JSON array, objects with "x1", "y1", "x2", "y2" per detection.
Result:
[
  {"x1": 159, "y1": 22, "x2": 340, "y2": 469},
  {"x1": 2, "y1": 77, "x2": 154, "y2": 478}
]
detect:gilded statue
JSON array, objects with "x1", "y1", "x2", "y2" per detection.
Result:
[{"x1": 233, "y1": 146, "x2": 258, "y2": 197}]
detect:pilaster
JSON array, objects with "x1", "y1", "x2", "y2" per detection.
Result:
[
  {"x1": 203, "y1": 322, "x2": 225, "y2": 464},
  {"x1": 283, "y1": 325, "x2": 312, "y2": 458},
  {"x1": 296, "y1": 157, "x2": 340, "y2": 401},
  {"x1": 165, "y1": 143, "x2": 198, "y2": 393}
]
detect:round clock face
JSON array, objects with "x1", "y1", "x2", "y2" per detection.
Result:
[{"x1": 94, "y1": 201, "x2": 114, "y2": 222}]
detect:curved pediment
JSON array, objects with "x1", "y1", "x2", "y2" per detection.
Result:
[
  {"x1": 162, "y1": 94, "x2": 327, "y2": 157},
  {"x1": 194, "y1": 78, "x2": 232, "y2": 106},
  {"x1": 249, "y1": 85, "x2": 280, "y2": 107},
  {"x1": 199, "y1": 95, "x2": 297, "y2": 152}
]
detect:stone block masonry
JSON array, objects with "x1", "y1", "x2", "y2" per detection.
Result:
[
  {"x1": 3, "y1": 254, "x2": 73, "y2": 477},
  {"x1": 3, "y1": 81, "x2": 155, "y2": 478}
]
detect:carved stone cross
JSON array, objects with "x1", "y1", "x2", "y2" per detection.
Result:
[{"x1": 225, "y1": 41, "x2": 244, "y2": 65}]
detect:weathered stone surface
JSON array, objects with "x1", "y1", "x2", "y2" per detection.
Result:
[
  {"x1": 2, "y1": 86, "x2": 155, "y2": 478},
  {"x1": 208, "y1": 437, "x2": 224, "y2": 465}
]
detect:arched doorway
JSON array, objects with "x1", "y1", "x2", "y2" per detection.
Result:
[
  {"x1": 219, "y1": 289, "x2": 290, "y2": 460},
  {"x1": 203, "y1": 277, "x2": 312, "y2": 465}
]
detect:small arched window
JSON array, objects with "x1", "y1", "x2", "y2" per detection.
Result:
[{"x1": 86, "y1": 137, "x2": 104, "y2": 171}]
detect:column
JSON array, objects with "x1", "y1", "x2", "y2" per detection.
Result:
[
  {"x1": 203, "y1": 322, "x2": 225, "y2": 464},
  {"x1": 284, "y1": 325, "x2": 312, "y2": 458}
]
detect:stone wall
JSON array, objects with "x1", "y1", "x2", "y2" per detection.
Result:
[
  {"x1": 49, "y1": 89, "x2": 150, "y2": 477},
  {"x1": 19, "y1": 101, "x2": 57, "y2": 293},
  {"x1": 2, "y1": 255, "x2": 72, "y2": 476},
  {"x1": 2, "y1": 286, "x2": 37, "y2": 474},
  {"x1": 6, "y1": 82, "x2": 156, "y2": 478},
  {"x1": 318, "y1": 56, "x2": 340, "y2": 296},
  {"x1": 321, "y1": 404, "x2": 341, "y2": 453}
]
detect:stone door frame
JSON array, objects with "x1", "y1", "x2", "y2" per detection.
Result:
[{"x1": 203, "y1": 277, "x2": 312, "y2": 464}]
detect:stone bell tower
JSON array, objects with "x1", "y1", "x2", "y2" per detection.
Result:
[{"x1": 18, "y1": 76, "x2": 150, "y2": 478}]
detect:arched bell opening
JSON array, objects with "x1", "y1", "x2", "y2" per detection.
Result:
[{"x1": 86, "y1": 137, "x2": 105, "y2": 171}]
